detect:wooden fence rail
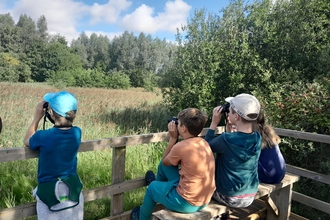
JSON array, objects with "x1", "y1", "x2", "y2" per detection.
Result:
[{"x1": 0, "y1": 127, "x2": 329, "y2": 219}]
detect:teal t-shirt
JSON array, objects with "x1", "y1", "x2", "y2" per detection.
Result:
[
  {"x1": 29, "y1": 126, "x2": 82, "y2": 183},
  {"x1": 205, "y1": 130, "x2": 261, "y2": 196}
]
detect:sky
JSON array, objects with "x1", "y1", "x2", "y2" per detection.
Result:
[{"x1": 0, "y1": 0, "x2": 231, "y2": 44}]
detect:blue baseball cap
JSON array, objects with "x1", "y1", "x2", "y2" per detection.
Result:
[{"x1": 43, "y1": 91, "x2": 78, "y2": 117}]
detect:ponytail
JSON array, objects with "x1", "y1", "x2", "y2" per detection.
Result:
[{"x1": 254, "y1": 109, "x2": 281, "y2": 149}]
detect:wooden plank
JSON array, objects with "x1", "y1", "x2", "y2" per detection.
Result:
[
  {"x1": 264, "y1": 197, "x2": 279, "y2": 216},
  {"x1": 100, "y1": 204, "x2": 165, "y2": 220},
  {"x1": 3, "y1": 127, "x2": 330, "y2": 163},
  {"x1": 199, "y1": 126, "x2": 225, "y2": 136},
  {"x1": 109, "y1": 177, "x2": 145, "y2": 196},
  {"x1": 256, "y1": 173, "x2": 299, "y2": 199},
  {"x1": 287, "y1": 164, "x2": 330, "y2": 185},
  {"x1": 82, "y1": 186, "x2": 112, "y2": 202},
  {"x1": 0, "y1": 178, "x2": 147, "y2": 220},
  {"x1": 0, "y1": 202, "x2": 36, "y2": 220},
  {"x1": 0, "y1": 127, "x2": 225, "y2": 163},
  {"x1": 110, "y1": 147, "x2": 126, "y2": 216},
  {"x1": 152, "y1": 199, "x2": 267, "y2": 220},
  {"x1": 266, "y1": 183, "x2": 292, "y2": 220},
  {"x1": 289, "y1": 212, "x2": 309, "y2": 220},
  {"x1": 101, "y1": 201, "x2": 266, "y2": 220},
  {"x1": 274, "y1": 128, "x2": 330, "y2": 144},
  {"x1": 152, "y1": 201, "x2": 223, "y2": 220},
  {"x1": 241, "y1": 199, "x2": 267, "y2": 220},
  {"x1": 83, "y1": 177, "x2": 146, "y2": 202},
  {"x1": 151, "y1": 173, "x2": 299, "y2": 220},
  {"x1": 292, "y1": 191, "x2": 330, "y2": 215},
  {"x1": 0, "y1": 147, "x2": 38, "y2": 162},
  {"x1": 0, "y1": 133, "x2": 171, "y2": 162}
]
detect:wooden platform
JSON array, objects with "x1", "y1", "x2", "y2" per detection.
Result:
[
  {"x1": 152, "y1": 173, "x2": 300, "y2": 220},
  {"x1": 152, "y1": 199, "x2": 267, "y2": 220}
]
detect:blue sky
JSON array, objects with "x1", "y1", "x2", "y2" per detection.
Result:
[{"x1": 0, "y1": 0, "x2": 231, "y2": 44}]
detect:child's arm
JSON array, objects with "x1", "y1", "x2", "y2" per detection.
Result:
[
  {"x1": 209, "y1": 106, "x2": 223, "y2": 130},
  {"x1": 24, "y1": 101, "x2": 46, "y2": 147},
  {"x1": 162, "y1": 120, "x2": 178, "y2": 166}
]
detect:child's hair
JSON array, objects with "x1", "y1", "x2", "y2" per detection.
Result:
[
  {"x1": 253, "y1": 109, "x2": 281, "y2": 149},
  {"x1": 52, "y1": 109, "x2": 77, "y2": 127},
  {"x1": 178, "y1": 108, "x2": 208, "y2": 136}
]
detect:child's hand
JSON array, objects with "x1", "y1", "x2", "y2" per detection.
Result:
[
  {"x1": 209, "y1": 106, "x2": 222, "y2": 129},
  {"x1": 168, "y1": 121, "x2": 179, "y2": 140},
  {"x1": 34, "y1": 101, "x2": 47, "y2": 121}
]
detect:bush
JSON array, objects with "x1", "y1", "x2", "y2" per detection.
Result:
[
  {"x1": 105, "y1": 71, "x2": 131, "y2": 89},
  {"x1": 47, "y1": 68, "x2": 107, "y2": 88},
  {"x1": 0, "y1": 52, "x2": 32, "y2": 82}
]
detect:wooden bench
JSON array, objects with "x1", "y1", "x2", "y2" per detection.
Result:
[{"x1": 152, "y1": 172, "x2": 300, "y2": 220}]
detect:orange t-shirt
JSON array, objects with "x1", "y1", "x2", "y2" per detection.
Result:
[{"x1": 167, "y1": 137, "x2": 216, "y2": 206}]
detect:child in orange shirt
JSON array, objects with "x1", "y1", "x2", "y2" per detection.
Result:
[{"x1": 130, "y1": 108, "x2": 216, "y2": 220}]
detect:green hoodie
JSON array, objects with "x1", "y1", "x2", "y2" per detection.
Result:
[{"x1": 205, "y1": 130, "x2": 261, "y2": 196}]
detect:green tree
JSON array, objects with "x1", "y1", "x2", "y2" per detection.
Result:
[
  {"x1": 0, "y1": 52, "x2": 31, "y2": 82},
  {"x1": 16, "y1": 14, "x2": 37, "y2": 53},
  {"x1": 0, "y1": 13, "x2": 19, "y2": 53},
  {"x1": 71, "y1": 32, "x2": 90, "y2": 69},
  {"x1": 25, "y1": 39, "x2": 47, "y2": 81},
  {"x1": 109, "y1": 30, "x2": 138, "y2": 71},
  {"x1": 90, "y1": 33, "x2": 111, "y2": 71},
  {"x1": 162, "y1": 9, "x2": 226, "y2": 113},
  {"x1": 37, "y1": 15, "x2": 48, "y2": 41},
  {"x1": 38, "y1": 41, "x2": 82, "y2": 81}
]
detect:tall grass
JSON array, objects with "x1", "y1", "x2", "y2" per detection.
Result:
[{"x1": 0, "y1": 82, "x2": 174, "y2": 219}]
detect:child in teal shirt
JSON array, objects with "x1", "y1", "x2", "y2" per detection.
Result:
[{"x1": 205, "y1": 93, "x2": 262, "y2": 208}]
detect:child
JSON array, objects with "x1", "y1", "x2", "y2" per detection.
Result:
[
  {"x1": 254, "y1": 109, "x2": 286, "y2": 184},
  {"x1": 130, "y1": 108, "x2": 216, "y2": 220},
  {"x1": 205, "y1": 93, "x2": 261, "y2": 208},
  {"x1": 24, "y1": 91, "x2": 84, "y2": 220}
]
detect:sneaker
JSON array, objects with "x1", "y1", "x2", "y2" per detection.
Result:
[
  {"x1": 145, "y1": 170, "x2": 156, "y2": 186},
  {"x1": 130, "y1": 206, "x2": 140, "y2": 220}
]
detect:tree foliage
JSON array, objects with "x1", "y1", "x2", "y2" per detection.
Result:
[
  {"x1": 0, "y1": 52, "x2": 31, "y2": 82},
  {"x1": 0, "y1": 14, "x2": 176, "y2": 88},
  {"x1": 161, "y1": 0, "x2": 330, "y2": 217}
]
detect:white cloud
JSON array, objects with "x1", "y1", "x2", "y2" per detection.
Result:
[
  {"x1": 89, "y1": 0, "x2": 131, "y2": 24},
  {"x1": 6, "y1": 0, "x2": 87, "y2": 43},
  {"x1": 1, "y1": 0, "x2": 132, "y2": 43},
  {"x1": 120, "y1": 0, "x2": 191, "y2": 34},
  {"x1": 120, "y1": 4, "x2": 156, "y2": 32},
  {"x1": 0, "y1": 0, "x2": 191, "y2": 43}
]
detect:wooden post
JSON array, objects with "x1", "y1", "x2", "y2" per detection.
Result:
[
  {"x1": 110, "y1": 146, "x2": 126, "y2": 216},
  {"x1": 266, "y1": 184, "x2": 293, "y2": 220}
]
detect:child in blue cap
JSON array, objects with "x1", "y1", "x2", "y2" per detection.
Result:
[{"x1": 24, "y1": 91, "x2": 84, "y2": 220}]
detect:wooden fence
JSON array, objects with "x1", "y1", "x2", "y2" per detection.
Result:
[{"x1": 0, "y1": 127, "x2": 330, "y2": 219}]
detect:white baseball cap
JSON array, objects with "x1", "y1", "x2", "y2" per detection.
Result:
[{"x1": 225, "y1": 93, "x2": 260, "y2": 121}]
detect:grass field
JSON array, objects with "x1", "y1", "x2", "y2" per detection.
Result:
[{"x1": 0, "y1": 82, "x2": 174, "y2": 219}]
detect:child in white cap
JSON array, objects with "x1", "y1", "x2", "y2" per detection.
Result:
[
  {"x1": 205, "y1": 93, "x2": 261, "y2": 208},
  {"x1": 24, "y1": 91, "x2": 84, "y2": 220}
]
